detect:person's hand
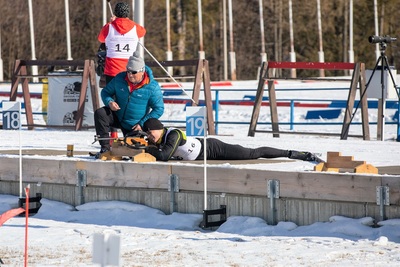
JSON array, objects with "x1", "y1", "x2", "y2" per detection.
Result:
[
  {"x1": 110, "y1": 15, "x2": 116, "y2": 22},
  {"x1": 108, "y1": 101, "x2": 120, "y2": 111},
  {"x1": 132, "y1": 124, "x2": 142, "y2": 131}
]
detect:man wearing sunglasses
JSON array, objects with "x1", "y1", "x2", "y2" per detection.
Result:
[{"x1": 93, "y1": 51, "x2": 164, "y2": 158}]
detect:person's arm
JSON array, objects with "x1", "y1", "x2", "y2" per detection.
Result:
[
  {"x1": 100, "y1": 78, "x2": 117, "y2": 106},
  {"x1": 146, "y1": 130, "x2": 182, "y2": 161},
  {"x1": 97, "y1": 24, "x2": 110, "y2": 43},
  {"x1": 135, "y1": 23, "x2": 146, "y2": 38},
  {"x1": 137, "y1": 82, "x2": 164, "y2": 127}
]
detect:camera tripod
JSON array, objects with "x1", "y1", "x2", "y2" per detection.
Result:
[{"x1": 349, "y1": 41, "x2": 400, "y2": 141}]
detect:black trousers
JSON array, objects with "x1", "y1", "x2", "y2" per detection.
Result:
[
  {"x1": 94, "y1": 106, "x2": 131, "y2": 149},
  {"x1": 105, "y1": 75, "x2": 115, "y2": 85},
  {"x1": 196, "y1": 138, "x2": 290, "y2": 160},
  {"x1": 104, "y1": 75, "x2": 119, "y2": 134}
]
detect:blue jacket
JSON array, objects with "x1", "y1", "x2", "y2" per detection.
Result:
[{"x1": 101, "y1": 65, "x2": 164, "y2": 129}]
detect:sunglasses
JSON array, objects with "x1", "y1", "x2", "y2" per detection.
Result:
[{"x1": 127, "y1": 68, "x2": 144, "y2": 75}]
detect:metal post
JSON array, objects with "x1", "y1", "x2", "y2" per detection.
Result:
[
  {"x1": 215, "y1": 90, "x2": 219, "y2": 134},
  {"x1": 197, "y1": 0, "x2": 205, "y2": 59},
  {"x1": 288, "y1": 0, "x2": 296, "y2": 78},
  {"x1": 267, "y1": 179, "x2": 279, "y2": 225},
  {"x1": 223, "y1": 0, "x2": 228, "y2": 80},
  {"x1": 397, "y1": 102, "x2": 400, "y2": 142},
  {"x1": 376, "y1": 185, "x2": 389, "y2": 221},
  {"x1": 228, "y1": 0, "x2": 236, "y2": 80},
  {"x1": 169, "y1": 174, "x2": 179, "y2": 213},
  {"x1": 102, "y1": 0, "x2": 107, "y2": 25},
  {"x1": 348, "y1": 0, "x2": 354, "y2": 76},
  {"x1": 290, "y1": 100, "x2": 294, "y2": 130},
  {"x1": 166, "y1": 0, "x2": 173, "y2": 75},
  {"x1": 27, "y1": 0, "x2": 38, "y2": 82},
  {"x1": 373, "y1": 0, "x2": 380, "y2": 60},
  {"x1": 379, "y1": 186, "x2": 385, "y2": 220},
  {"x1": 258, "y1": 0, "x2": 266, "y2": 66},
  {"x1": 0, "y1": 27, "x2": 3, "y2": 81},
  {"x1": 65, "y1": 0, "x2": 73, "y2": 60},
  {"x1": 134, "y1": 0, "x2": 145, "y2": 57},
  {"x1": 317, "y1": 0, "x2": 325, "y2": 77},
  {"x1": 76, "y1": 170, "x2": 87, "y2": 205},
  {"x1": 348, "y1": 0, "x2": 354, "y2": 63}
]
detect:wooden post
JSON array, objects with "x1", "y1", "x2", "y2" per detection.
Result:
[
  {"x1": 358, "y1": 63, "x2": 370, "y2": 140},
  {"x1": 75, "y1": 60, "x2": 90, "y2": 131},
  {"x1": 89, "y1": 60, "x2": 100, "y2": 112},
  {"x1": 202, "y1": 60, "x2": 215, "y2": 135},
  {"x1": 248, "y1": 62, "x2": 267, "y2": 137},
  {"x1": 248, "y1": 62, "x2": 280, "y2": 138},
  {"x1": 341, "y1": 63, "x2": 370, "y2": 140},
  {"x1": 75, "y1": 60, "x2": 100, "y2": 131},
  {"x1": 191, "y1": 59, "x2": 215, "y2": 135},
  {"x1": 268, "y1": 80, "x2": 280, "y2": 138}
]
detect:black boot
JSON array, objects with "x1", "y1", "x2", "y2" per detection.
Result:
[
  {"x1": 289, "y1": 150, "x2": 324, "y2": 163},
  {"x1": 94, "y1": 147, "x2": 110, "y2": 159}
]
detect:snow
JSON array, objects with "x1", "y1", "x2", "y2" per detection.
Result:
[
  {"x1": 1, "y1": 80, "x2": 400, "y2": 266},
  {"x1": 1, "y1": 196, "x2": 400, "y2": 266}
]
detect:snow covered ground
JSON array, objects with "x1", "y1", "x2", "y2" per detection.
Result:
[
  {"x1": 1, "y1": 79, "x2": 400, "y2": 266},
  {"x1": 1, "y1": 195, "x2": 400, "y2": 266}
]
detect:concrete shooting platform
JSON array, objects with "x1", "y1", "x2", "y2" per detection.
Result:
[{"x1": 0, "y1": 149, "x2": 399, "y2": 226}]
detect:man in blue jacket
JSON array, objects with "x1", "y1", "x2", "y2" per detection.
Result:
[{"x1": 94, "y1": 50, "x2": 164, "y2": 157}]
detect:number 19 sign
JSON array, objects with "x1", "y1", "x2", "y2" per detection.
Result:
[
  {"x1": 186, "y1": 106, "x2": 206, "y2": 137},
  {"x1": 2, "y1": 101, "x2": 21, "y2": 130}
]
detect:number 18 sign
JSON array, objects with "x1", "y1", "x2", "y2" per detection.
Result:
[
  {"x1": 2, "y1": 101, "x2": 21, "y2": 130},
  {"x1": 186, "y1": 106, "x2": 206, "y2": 137}
]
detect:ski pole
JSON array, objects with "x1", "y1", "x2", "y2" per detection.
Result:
[
  {"x1": 138, "y1": 42, "x2": 197, "y2": 104},
  {"x1": 107, "y1": 0, "x2": 113, "y2": 16}
]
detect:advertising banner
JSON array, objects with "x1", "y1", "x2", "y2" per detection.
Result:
[{"x1": 47, "y1": 73, "x2": 97, "y2": 126}]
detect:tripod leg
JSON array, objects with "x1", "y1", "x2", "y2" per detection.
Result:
[
  {"x1": 382, "y1": 57, "x2": 400, "y2": 142},
  {"x1": 376, "y1": 57, "x2": 389, "y2": 140},
  {"x1": 342, "y1": 57, "x2": 381, "y2": 140},
  {"x1": 382, "y1": 56, "x2": 399, "y2": 98}
]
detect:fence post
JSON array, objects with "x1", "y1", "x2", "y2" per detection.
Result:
[
  {"x1": 290, "y1": 100, "x2": 294, "y2": 130},
  {"x1": 215, "y1": 90, "x2": 219, "y2": 134}
]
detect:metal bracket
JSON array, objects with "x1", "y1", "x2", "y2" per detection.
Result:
[
  {"x1": 76, "y1": 170, "x2": 87, "y2": 187},
  {"x1": 376, "y1": 186, "x2": 390, "y2": 206},
  {"x1": 267, "y1": 179, "x2": 280, "y2": 199},
  {"x1": 267, "y1": 179, "x2": 280, "y2": 226},
  {"x1": 168, "y1": 174, "x2": 179, "y2": 214},
  {"x1": 168, "y1": 174, "x2": 180, "y2": 192}
]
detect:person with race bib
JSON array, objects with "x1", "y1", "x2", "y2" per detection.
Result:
[
  {"x1": 98, "y1": 2, "x2": 146, "y2": 85},
  {"x1": 93, "y1": 52, "x2": 164, "y2": 158},
  {"x1": 142, "y1": 118, "x2": 324, "y2": 162},
  {"x1": 97, "y1": 2, "x2": 146, "y2": 140}
]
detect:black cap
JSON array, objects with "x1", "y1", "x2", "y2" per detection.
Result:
[
  {"x1": 143, "y1": 118, "x2": 164, "y2": 131},
  {"x1": 115, "y1": 2, "x2": 129, "y2": 18}
]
